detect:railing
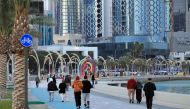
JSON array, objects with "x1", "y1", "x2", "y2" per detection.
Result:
[{"x1": 99, "y1": 75, "x2": 190, "y2": 82}]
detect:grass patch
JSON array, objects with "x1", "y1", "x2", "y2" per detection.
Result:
[
  {"x1": 4, "y1": 88, "x2": 13, "y2": 99},
  {"x1": 28, "y1": 101, "x2": 45, "y2": 105},
  {"x1": 0, "y1": 100, "x2": 12, "y2": 109}
]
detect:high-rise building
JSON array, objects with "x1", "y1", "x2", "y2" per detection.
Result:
[
  {"x1": 29, "y1": 0, "x2": 54, "y2": 46},
  {"x1": 186, "y1": 0, "x2": 190, "y2": 32},
  {"x1": 83, "y1": 0, "x2": 96, "y2": 40},
  {"x1": 55, "y1": 0, "x2": 172, "y2": 57},
  {"x1": 55, "y1": 0, "x2": 84, "y2": 36},
  {"x1": 37, "y1": 0, "x2": 54, "y2": 45},
  {"x1": 173, "y1": 0, "x2": 186, "y2": 32}
]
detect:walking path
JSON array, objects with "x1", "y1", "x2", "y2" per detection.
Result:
[{"x1": 28, "y1": 80, "x2": 176, "y2": 109}]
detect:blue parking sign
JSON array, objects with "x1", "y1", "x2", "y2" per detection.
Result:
[{"x1": 20, "y1": 34, "x2": 33, "y2": 47}]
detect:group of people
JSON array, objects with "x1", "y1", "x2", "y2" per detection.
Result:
[
  {"x1": 47, "y1": 74, "x2": 95, "y2": 109},
  {"x1": 37, "y1": 73, "x2": 156, "y2": 109},
  {"x1": 47, "y1": 74, "x2": 71, "y2": 102},
  {"x1": 127, "y1": 75, "x2": 157, "y2": 109}
]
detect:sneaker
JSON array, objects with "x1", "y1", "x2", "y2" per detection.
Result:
[
  {"x1": 84, "y1": 104, "x2": 87, "y2": 107},
  {"x1": 129, "y1": 99, "x2": 132, "y2": 103},
  {"x1": 132, "y1": 100, "x2": 134, "y2": 103},
  {"x1": 62, "y1": 100, "x2": 64, "y2": 102}
]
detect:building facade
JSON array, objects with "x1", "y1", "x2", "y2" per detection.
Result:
[
  {"x1": 30, "y1": 0, "x2": 54, "y2": 46},
  {"x1": 169, "y1": 32, "x2": 190, "y2": 61},
  {"x1": 55, "y1": 0, "x2": 84, "y2": 36},
  {"x1": 53, "y1": 0, "x2": 173, "y2": 58}
]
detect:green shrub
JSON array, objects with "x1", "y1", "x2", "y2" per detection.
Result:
[{"x1": 0, "y1": 100, "x2": 12, "y2": 109}]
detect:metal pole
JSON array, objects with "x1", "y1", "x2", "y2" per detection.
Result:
[{"x1": 24, "y1": 47, "x2": 29, "y2": 109}]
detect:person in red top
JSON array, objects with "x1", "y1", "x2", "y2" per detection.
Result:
[{"x1": 127, "y1": 75, "x2": 137, "y2": 103}]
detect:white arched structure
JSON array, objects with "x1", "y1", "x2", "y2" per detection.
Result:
[
  {"x1": 37, "y1": 45, "x2": 98, "y2": 60},
  {"x1": 7, "y1": 54, "x2": 14, "y2": 81},
  {"x1": 43, "y1": 55, "x2": 54, "y2": 74},
  {"x1": 98, "y1": 56, "x2": 107, "y2": 70},
  {"x1": 31, "y1": 48, "x2": 41, "y2": 78},
  {"x1": 29, "y1": 55, "x2": 40, "y2": 78}
]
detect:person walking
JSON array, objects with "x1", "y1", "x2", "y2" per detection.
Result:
[
  {"x1": 143, "y1": 78, "x2": 157, "y2": 109},
  {"x1": 82, "y1": 75, "x2": 92, "y2": 108},
  {"x1": 35, "y1": 76, "x2": 40, "y2": 88},
  {"x1": 47, "y1": 73, "x2": 50, "y2": 82},
  {"x1": 127, "y1": 75, "x2": 137, "y2": 103},
  {"x1": 47, "y1": 78, "x2": 58, "y2": 102},
  {"x1": 52, "y1": 75, "x2": 57, "y2": 84},
  {"x1": 91, "y1": 74, "x2": 95, "y2": 87},
  {"x1": 59, "y1": 79, "x2": 67, "y2": 102},
  {"x1": 65, "y1": 75, "x2": 71, "y2": 91},
  {"x1": 72, "y1": 76, "x2": 83, "y2": 109},
  {"x1": 136, "y1": 80, "x2": 143, "y2": 104}
]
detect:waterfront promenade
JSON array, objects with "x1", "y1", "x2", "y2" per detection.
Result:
[{"x1": 28, "y1": 79, "x2": 179, "y2": 109}]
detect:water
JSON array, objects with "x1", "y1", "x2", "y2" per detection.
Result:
[{"x1": 155, "y1": 80, "x2": 190, "y2": 94}]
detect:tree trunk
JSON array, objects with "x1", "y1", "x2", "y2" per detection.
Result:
[
  {"x1": 12, "y1": 54, "x2": 25, "y2": 109},
  {"x1": 0, "y1": 54, "x2": 7, "y2": 98}
]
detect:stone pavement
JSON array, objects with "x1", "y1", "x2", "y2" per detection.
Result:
[{"x1": 28, "y1": 80, "x2": 177, "y2": 109}]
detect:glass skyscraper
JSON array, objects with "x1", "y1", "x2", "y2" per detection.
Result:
[
  {"x1": 112, "y1": 0, "x2": 166, "y2": 41},
  {"x1": 56, "y1": 0, "x2": 84, "y2": 35},
  {"x1": 55, "y1": 0, "x2": 172, "y2": 57},
  {"x1": 83, "y1": 0, "x2": 96, "y2": 40}
]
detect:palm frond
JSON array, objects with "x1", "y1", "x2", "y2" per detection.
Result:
[{"x1": 0, "y1": 0, "x2": 15, "y2": 34}]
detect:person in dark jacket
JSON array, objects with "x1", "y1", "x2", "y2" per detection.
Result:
[
  {"x1": 65, "y1": 75, "x2": 71, "y2": 91},
  {"x1": 59, "y1": 79, "x2": 67, "y2": 102},
  {"x1": 35, "y1": 76, "x2": 40, "y2": 88},
  {"x1": 143, "y1": 78, "x2": 156, "y2": 109},
  {"x1": 82, "y1": 75, "x2": 92, "y2": 108},
  {"x1": 47, "y1": 78, "x2": 58, "y2": 102},
  {"x1": 91, "y1": 74, "x2": 95, "y2": 87},
  {"x1": 136, "y1": 80, "x2": 143, "y2": 104},
  {"x1": 52, "y1": 75, "x2": 56, "y2": 84}
]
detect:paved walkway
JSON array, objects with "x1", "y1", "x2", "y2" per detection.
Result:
[{"x1": 28, "y1": 80, "x2": 175, "y2": 109}]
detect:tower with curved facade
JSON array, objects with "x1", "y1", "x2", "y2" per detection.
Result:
[{"x1": 110, "y1": 0, "x2": 170, "y2": 57}]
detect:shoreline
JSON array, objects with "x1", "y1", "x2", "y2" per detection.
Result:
[
  {"x1": 93, "y1": 81, "x2": 190, "y2": 109},
  {"x1": 99, "y1": 75, "x2": 190, "y2": 83}
]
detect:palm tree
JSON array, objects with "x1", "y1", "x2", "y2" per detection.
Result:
[
  {"x1": 0, "y1": 0, "x2": 14, "y2": 97},
  {"x1": 11, "y1": 0, "x2": 29, "y2": 109},
  {"x1": 118, "y1": 56, "x2": 126, "y2": 69},
  {"x1": 146, "y1": 58, "x2": 154, "y2": 75},
  {"x1": 130, "y1": 42, "x2": 144, "y2": 58}
]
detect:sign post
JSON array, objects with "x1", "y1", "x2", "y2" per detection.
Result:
[{"x1": 20, "y1": 34, "x2": 33, "y2": 109}]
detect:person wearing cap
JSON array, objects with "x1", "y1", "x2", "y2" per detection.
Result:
[
  {"x1": 47, "y1": 78, "x2": 58, "y2": 102},
  {"x1": 72, "y1": 76, "x2": 83, "y2": 109},
  {"x1": 82, "y1": 75, "x2": 92, "y2": 108},
  {"x1": 143, "y1": 78, "x2": 157, "y2": 109}
]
